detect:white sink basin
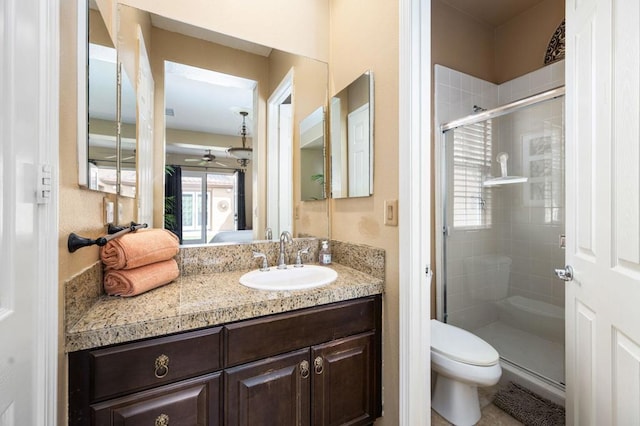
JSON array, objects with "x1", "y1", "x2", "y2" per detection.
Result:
[{"x1": 239, "y1": 265, "x2": 338, "y2": 291}]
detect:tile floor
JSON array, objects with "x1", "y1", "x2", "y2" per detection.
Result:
[{"x1": 430, "y1": 384, "x2": 523, "y2": 426}]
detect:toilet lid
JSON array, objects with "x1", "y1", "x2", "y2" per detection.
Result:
[{"x1": 431, "y1": 320, "x2": 499, "y2": 366}]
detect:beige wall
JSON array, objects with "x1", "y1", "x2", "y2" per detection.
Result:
[
  {"x1": 268, "y1": 49, "x2": 330, "y2": 239},
  {"x1": 329, "y1": 0, "x2": 399, "y2": 423},
  {"x1": 431, "y1": 0, "x2": 495, "y2": 82},
  {"x1": 495, "y1": 0, "x2": 565, "y2": 83},
  {"x1": 120, "y1": 0, "x2": 330, "y2": 62},
  {"x1": 59, "y1": 1, "x2": 111, "y2": 424}
]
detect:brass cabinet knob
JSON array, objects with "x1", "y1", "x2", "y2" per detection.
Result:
[
  {"x1": 155, "y1": 413, "x2": 169, "y2": 426},
  {"x1": 154, "y1": 354, "x2": 169, "y2": 378},
  {"x1": 314, "y1": 356, "x2": 324, "y2": 375},
  {"x1": 300, "y1": 360, "x2": 310, "y2": 379}
]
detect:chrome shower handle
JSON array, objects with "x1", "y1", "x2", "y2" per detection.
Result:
[{"x1": 554, "y1": 265, "x2": 574, "y2": 282}]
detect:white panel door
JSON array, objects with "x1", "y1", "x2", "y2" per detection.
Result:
[
  {"x1": 0, "y1": 0, "x2": 58, "y2": 424},
  {"x1": 566, "y1": 0, "x2": 640, "y2": 424},
  {"x1": 347, "y1": 103, "x2": 370, "y2": 197}
]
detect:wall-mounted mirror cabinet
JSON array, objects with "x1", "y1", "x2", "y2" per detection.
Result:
[
  {"x1": 329, "y1": 71, "x2": 374, "y2": 198},
  {"x1": 300, "y1": 107, "x2": 326, "y2": 201},
  {"x1": 78, "y1": 1, "x2": 138, "y2": 202},
  {"x1": 84, "y1": 3, "x2": 117, "y2": 194}
]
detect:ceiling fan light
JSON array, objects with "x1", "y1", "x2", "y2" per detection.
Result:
[
  {"x1": 226, "y1": 110, "x2": 252, "y2": 165},
  {"x1": 227, "y1": 147, "x2": 252, "y2": 160}
]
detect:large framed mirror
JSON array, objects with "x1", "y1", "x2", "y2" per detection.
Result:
[
  {"x1": 78, "y1": 2, "x2": 330, "y2": 242},
  {"x1": 329, "y1": 71, "x2": 374, "y2": 198}
]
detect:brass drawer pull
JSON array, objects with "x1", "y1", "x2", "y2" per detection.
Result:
[
  {"x1": 155, "y1": 413, "x2": 169, "y2": 426},
  {"x1": 314, "y1": 356, "x2": 324, "y2": 375},
  {"x1": 154, "y1": 354, "x2": 169, "y2": 378},
  {"x1": 300, "y1": 360, "x2": 310, "y2": 379}
]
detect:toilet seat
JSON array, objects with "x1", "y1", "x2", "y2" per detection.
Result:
[{"x1": 431, "y1": 319, "x2": 499, "y2": 366}]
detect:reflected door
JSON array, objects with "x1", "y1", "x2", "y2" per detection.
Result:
[
  {"x1": 347, "y1": 103, "x2": 370, "y2": 197},
  {"x1": 267, "y1": 73, "x2": 293, "y2": 238}
]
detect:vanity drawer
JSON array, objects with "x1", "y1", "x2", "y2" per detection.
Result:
[
  {"x1": 89, "y1": 327, "x2": 222, "y2": 401},
  {"x1": 91, "y1": 372, "x2": 221, "y2": 426},
  {"x1": 225, "y1": 296, "x2": 379, "y2": 366}
]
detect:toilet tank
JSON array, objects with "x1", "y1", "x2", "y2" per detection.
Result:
[{"x1": 463, "y1": 255, "x2": 512, "y2": 301}]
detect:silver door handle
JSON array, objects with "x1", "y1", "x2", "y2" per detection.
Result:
[{"x1": 554, "y1": 265, "x2": 574, "y2": 282}]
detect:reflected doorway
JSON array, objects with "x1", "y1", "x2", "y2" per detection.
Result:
[{"x1": 266, "y1": 69, "x2": 294, "y2": 237}]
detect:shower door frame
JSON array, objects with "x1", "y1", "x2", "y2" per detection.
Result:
[{"x1": 435, "y1": 86, "x2": 566, "y2": 322}]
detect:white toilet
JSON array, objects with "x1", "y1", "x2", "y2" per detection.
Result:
[{"x1": 431, "y1": 319, "x2": 501, "y2": 426}]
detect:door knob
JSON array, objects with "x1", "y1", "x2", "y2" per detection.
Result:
[{"x1": 554, "y1": 265, "x2": 574, "y2": 282}]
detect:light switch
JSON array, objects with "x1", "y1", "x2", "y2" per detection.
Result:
[
  {"x1": 384, "y1": 200, "x2": 398, "y2": 226},
  {"x1": 104, "y1": 198, "x2": 114, "y2": 224}
]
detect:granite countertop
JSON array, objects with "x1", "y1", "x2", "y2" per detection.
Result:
[{"x1": 65, "y1": 263, "x2": 384, "y2": 353}]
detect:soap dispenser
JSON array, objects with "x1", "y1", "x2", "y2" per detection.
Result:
[{"x1": 319, "y1": 240, "x2": 332, "y2": 265}]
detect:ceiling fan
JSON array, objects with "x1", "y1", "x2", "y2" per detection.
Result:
[
  {"x1": 105, "y1": 149, "x2": 135, "y2": 161},
  {"x1": 184, "y1": 149, "x2": 228, "y2": 167}
]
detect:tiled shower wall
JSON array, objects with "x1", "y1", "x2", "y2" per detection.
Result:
[{"x1": 436, "y1": 62, "x2": 565, "y2": 331}]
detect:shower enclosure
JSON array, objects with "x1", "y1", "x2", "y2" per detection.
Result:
[{"x1": 439, "y1": 88, "x2": 566, "y2": 394}]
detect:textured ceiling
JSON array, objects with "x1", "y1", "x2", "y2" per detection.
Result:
[{"x1": 440, "y1": 0, "x2": 549, "y2": 27}]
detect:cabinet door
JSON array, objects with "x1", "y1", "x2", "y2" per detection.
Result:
[
  {"x1": 312, "y1": 332, "x2": 376, "y2": 426},
  {"x1": 91, "y1": 372, "x2": 221, "y2": 426},
  {"x1": 224, "y1": 349, "x2": 311, "y2": 426}
]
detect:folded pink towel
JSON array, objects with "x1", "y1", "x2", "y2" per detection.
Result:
[
  {"x1": 103, "y1": 259, "x2": 180, "y2": 297},
  {"x1": 100, "y1": 228, "x2": 179, "y2": 270}
]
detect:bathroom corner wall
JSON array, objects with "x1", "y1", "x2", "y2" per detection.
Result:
[{"x1": 494, "y1": 0, "x2": 565, "y2": 84}]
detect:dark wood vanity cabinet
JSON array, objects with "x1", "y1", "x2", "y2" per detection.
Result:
[{"x1": 69, "y1": 295, "x2": 382, "y2": 426}]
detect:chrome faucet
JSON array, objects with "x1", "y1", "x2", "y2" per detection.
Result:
[
  {"x1": 264, "y1": 227, "x2": 273, "y2": 240},
  {"x1": 277, "y1": 231, "x2": 292, "y2": 269}
]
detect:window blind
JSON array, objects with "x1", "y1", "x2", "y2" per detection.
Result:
[{"x1": 451, "y1": 120, "x2": 492, "y2": 229}]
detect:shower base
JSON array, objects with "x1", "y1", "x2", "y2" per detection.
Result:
[{"x1": 474, "y1": 321, "x2": 565, "y2": 406}]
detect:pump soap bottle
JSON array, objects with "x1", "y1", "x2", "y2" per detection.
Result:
[{"x1": 319, "y1": 240, "x2": 332, "y2": 265}]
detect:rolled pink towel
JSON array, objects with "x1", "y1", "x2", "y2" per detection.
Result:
[
  {"x1": 104, "y1": 259, "x2": 180, "y2": 297},
  {"x1": 100, "y1": 228, "x2": 179, "y2": 270}
]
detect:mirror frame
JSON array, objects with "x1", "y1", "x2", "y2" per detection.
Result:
[
  {"x1": 329, "y1": 70, "x2": 374, "y2": 198},
  {"x1": 77, "y1": 0, "x2": 88, "y2": 188}
]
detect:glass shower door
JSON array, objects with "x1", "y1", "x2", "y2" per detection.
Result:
[{"x1": 442, "y1": 94, "x2": 566, "y2": 387}]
